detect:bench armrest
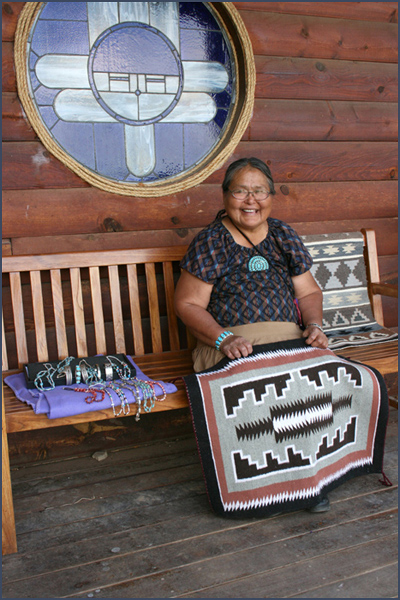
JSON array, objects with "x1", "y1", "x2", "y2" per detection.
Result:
[{"x1": 370, "y1": 283, "x2": 398, "y2": 299}]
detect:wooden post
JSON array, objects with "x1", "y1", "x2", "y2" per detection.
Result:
[
  {"x1": 2, "y1": 381, "x2": 17, "y2": 555},
  {"x1": 362, "y1": 229, "x2": 385, "y2": 326}
]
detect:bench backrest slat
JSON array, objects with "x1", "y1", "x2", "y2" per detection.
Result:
[
  {"x1": 127, "y1": 264, "x2": 145, "y2": 356},
  {"x1": 50, "y1": 269, "x2": 69, "y2": 359},
  {"x1": 108, "y1": 265, "x2": 126, "y2": 355},
  {"x1": 70, "y1": 267, "x2": 88, "y2": 357},
  {"x1": 89, "y1": 267, "x2": 107, "y2": 356},
  {"x1": 2, "y1": 313, "x2": 8, "y2": 371},
  {"x1": 145, "y1": 263, "x2": 163, "y2": 354},
  {"x1": 9, "y1": 273, "x2": 29, "y2": 368},
  {"x1": 163, "y1": 261, "x2": 180, "y2": 352},
  {"x1": 30, "y1": 271, "x2": 48, "y2": 363}
]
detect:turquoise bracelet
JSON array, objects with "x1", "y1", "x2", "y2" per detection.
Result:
[{"x1": 215, "y1": 331, "x2": 234, "y2": 350}]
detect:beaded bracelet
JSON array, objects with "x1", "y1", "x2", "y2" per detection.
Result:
[
  {"x1": 306, "y1": 322, "x2": 324, "y2": 333},
  {"x1": 215, "y1": 331, "x2": 234, "y2": 351}
]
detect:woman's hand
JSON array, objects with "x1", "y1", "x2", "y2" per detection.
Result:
[
  {"x1": 219, "y1": 335, "x2": 253, "y2": 359},
  {"x1": 303, "y1": 325, "x2": 329, "y2": 349},
  {"x1": 292, "y1": 272, "x2": 328, "y2": 350}
]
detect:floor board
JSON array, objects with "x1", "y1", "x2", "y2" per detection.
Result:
[{"x1": 2, "y1": 409, "x2": 398, "y2": 599}]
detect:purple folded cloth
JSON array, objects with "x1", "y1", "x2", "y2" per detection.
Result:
[{"x1": 4, "y1": 356, "x2": 178, "y2": 420}]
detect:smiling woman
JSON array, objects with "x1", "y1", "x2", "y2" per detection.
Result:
[{"x1": 174, "y1": 157, "x2": 329, "y2": 373}]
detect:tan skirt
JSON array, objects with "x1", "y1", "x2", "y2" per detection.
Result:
[{"x1": 192, "y1": 321, "x2": 303, "y2": 372}]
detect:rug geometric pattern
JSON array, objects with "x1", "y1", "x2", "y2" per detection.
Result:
[
  {"x1": 184, "y1": 339, "x2": 388, "y2": 518},
  {"x1": 301, "y1": 232, "x2": 398, "y2": 350}
]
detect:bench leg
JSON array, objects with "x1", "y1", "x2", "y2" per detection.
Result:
[{"x1": 2, "y1": 387, "x2": 17, "y2": 555}]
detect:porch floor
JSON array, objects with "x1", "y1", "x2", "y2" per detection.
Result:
[{"x1": 2, "y1": 407, "x2": 398, "y2": 599}]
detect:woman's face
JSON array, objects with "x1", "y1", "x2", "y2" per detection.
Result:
[{"x1": 223, "y1": 166, "x2": 273, "y2": 233}]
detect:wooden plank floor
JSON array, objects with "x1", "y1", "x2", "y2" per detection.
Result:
[{"x1": 2, "y1": 408, "x2": 398, "y2": 599}]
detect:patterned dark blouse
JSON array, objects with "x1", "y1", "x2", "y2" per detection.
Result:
[{"x1": 180, "y1": 217, "x2": 312, "y2": 327}]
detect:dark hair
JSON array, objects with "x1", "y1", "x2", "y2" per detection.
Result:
[{"x1": 221, "y1": 157, "x2": 276, "y2": 195}]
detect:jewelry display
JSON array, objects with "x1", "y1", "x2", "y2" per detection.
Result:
[
  {"x1": 49, "y1": 355, "x2": 169, "y2": 420},
  {"x1": 27, "y1": 354, "x2": 133, "y2": 390}
]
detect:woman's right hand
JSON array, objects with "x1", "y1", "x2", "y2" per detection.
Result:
[{"x1": 219, "y1": 335, "x2": 253, "y2": 360}]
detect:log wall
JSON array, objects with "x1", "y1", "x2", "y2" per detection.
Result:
[{"x1": 2, "y1": 1, "x2": 398, "y2": 327}]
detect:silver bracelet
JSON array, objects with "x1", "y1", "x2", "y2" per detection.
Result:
[
  {"x1": 307, "y1": 322, "x2": 324, "y2": 333},
  {"x1": 80, "y1": 362, "x2": 88, "y2": 383},
  {"x1": 64, "y1": 366, "x2": 73, "y2": 386},
  {"x1": 104, "y1": 364, "x2": 113, "y2": 381}
]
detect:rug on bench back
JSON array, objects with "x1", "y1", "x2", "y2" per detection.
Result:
[
  {"x1": 301, "y1": 232, "x2": 398, "y2": 350},
  {"x1": 184, "y1": 338, "x2": 389, "y2": 518}
]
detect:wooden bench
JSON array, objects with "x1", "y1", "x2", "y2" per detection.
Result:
[{"x1": 2, "y1": 229, "x2": 397, "y2": 555}]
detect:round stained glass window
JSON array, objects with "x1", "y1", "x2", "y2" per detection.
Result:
[{"x1": 15, "y1": 2, "x2": 255, "y2": 196}]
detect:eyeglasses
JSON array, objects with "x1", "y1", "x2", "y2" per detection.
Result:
[{"x1": 229, "y1": 188, "x2": 271, "y2": 201}]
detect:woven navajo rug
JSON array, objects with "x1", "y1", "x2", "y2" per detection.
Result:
[
  {"x1": 301, "y1": 232, "x2": 398, "y2": 350},
  {"x1": 184, "y1": 339, "x2": 388, "y2": 518}
]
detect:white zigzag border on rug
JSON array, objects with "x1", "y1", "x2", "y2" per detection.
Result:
[{"x1": 222, "y1": 457, "x2": 374, "y2": 511}]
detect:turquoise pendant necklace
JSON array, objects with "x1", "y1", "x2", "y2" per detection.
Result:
[{"x1": 229, "y1": 219, "x2": 269, "y2": 272}]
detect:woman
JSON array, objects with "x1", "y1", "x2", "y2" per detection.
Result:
[
  {"x1": 175, "y1": 157, "x2": 331, "y2": 514},
  {"x1": 175, "y1": 157, "x2": 328, "y2": 373}
]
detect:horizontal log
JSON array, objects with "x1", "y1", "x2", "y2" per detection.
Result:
[
  {"x1": 2, "y1": 93, "x2": 37, "y2": 141},
  {"x1": 371, "y1": 283, "x2": 398, "y2": 298},
  {"x1": 4, "y1": 92, "x2": 397, "y2": 143},
  {"x1": 4, "y1": 6, "x2": 398, "y2": 62},
  {"x1": 241, "y1": 11, "x2": 398, "y2": 63},
  {"x1": 10, "y1": 229, "x2": 204, "y2": 256},
  {"x1": 3, "y1": 54, "x2": 399, "y2": 104},
  {"x1": 2, "y1": 141, "x2": 90, "y2": 190},
  {"x1": 7, "y1": 222, "x2": 399, "y2": 260},
  {"x1": 255, "y1": 56, "x2": 398, "y2": 103},
  {"x1": 4, "y1": 219, "x2": 398, "y2": 263},
  {"x1": 3, "y1": 3, "x2": 397, "y2": 46},
  {"x1": 2, "y1": 2, "x2": 25, "y2": 42},
  {"x1": 249, "y1": 99, "x2": 398, "y2": 141},
  {"x1": 2, "y1": 180, "x2": 398, "y2": 239},
  {"x1": 2, "y1": 140, "x2": 398, "y2": 192},
  {"x1": 2, "y1": 41, "x2": 15, "y2": 92},
  {"x1": 3, "y1": 14, "x2": 397, "y2": 95},
  {"x1": 208, "y1": 141, "x2": 398, "y2": 184},
  {"x1": 233, "y1": 2, "x2": 398, "y2": 23},
  {"x1": 3, "y1": 3, "x2": 397, "y2": 45}
]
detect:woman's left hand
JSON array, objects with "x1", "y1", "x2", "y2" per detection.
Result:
[{"x1": 303, "y1": 325, "x2": 329, "y2": 349}]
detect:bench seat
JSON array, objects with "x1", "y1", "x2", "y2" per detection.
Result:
[{"x1": 3, "y1": 341, "x2": 398, "y2": 434}]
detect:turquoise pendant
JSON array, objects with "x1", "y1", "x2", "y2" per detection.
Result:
[{"x1": 248, "y1": 255, "x2": 269, "y2": 272}]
